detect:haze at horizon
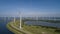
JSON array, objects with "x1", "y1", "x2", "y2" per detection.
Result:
[{"x1": 0, "y1": 0, "x2": 60, "y2": 17}]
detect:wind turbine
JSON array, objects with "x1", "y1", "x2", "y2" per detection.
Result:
[
  {"x1": 17, "y1": 8, "x2": 22, "y2": 29},
  {"x1": 18, "y1": 11, "x2": 22, "y2": 29},
  {"x1": 14, "y1": 16, "x2": 15, "y2": 23}
]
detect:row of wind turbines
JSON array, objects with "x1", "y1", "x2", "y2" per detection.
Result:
[
  {"x1": 14, "y1": 12, "x2": 22, "y2": 29},
  {"x1": 13, "y1": 12, "x2": 57, "y2": 29}
]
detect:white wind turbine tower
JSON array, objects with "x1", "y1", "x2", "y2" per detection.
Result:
[
  {"x1": 14, "y1": 16, "x2": 15, "y2": 23},
  {"x1": 18, "y1": 11, "x2": 22, "y2": 29},
  {"x1": 13, "y1": 11, "x2": 22, "y2": 29}
]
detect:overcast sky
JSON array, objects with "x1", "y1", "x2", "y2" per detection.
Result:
[{"x1": 0, "y1": 0, "x2": 60, "y2": 17}]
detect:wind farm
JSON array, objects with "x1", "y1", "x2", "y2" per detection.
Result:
[
  {"x1": 6, "y1": 11, "x2": 60, "y2": 34},
  {"x1": 0, "y1": 0, "x2": 60, "y2": 34}
]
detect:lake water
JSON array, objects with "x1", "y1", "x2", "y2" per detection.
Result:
[
  {"x1": 24, "y1": 21, "x2": 60, "y2": 28},
  {"x1": 0, "y1": 17, "x2": 60, "y2": 34},
  {"x1": 0, "y1": 17, "x2": 14, "y2": 34}
]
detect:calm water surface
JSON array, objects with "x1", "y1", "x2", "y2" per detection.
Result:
[
  {"x1": 25, "y1": 21, "x2": 60, "y2": 28},
  {"x1": 0, "y1": 17, "x2": 14, "y2": 34}
]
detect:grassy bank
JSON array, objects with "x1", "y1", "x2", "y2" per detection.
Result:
[
  {"x1": 23, "y1": 25, "x2": 60, "y2": 34},
  {"x1": 24, "y1": 19, "x2": 60, "y2": 23},
  {"x1": 7, "y1": 20, "x2": 60, "y2": 34},
  {"x1": 6, "y1": 22, "x2": 26, "y2": 34},
  {"x1": 39, "y1": 20, "x2": 60, "y2": 23}
]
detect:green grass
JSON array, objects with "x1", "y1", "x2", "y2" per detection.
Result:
[
  {"x1": 6, "y1": 22, "x2": 26, "y2": 34},
  {"x1": 24, "y1": 19, "x2": 60, "y2": 23},
  {"x1": 22, "y1": 25, "x2": 60, "y2": 34},
  {"x1": 7, "y1": 20, "x2": 60, "y2": 34},
  {"x1": 39, "y1": 20, "x2": 60, "y2": 23}
]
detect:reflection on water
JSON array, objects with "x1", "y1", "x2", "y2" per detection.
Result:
[{"x1": 25, "y1": 21, "x2": 60, "y2": 28}]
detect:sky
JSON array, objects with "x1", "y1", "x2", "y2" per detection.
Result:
[{"x1": 0, "y1": 0, "x2": 60, "y2": 17}]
